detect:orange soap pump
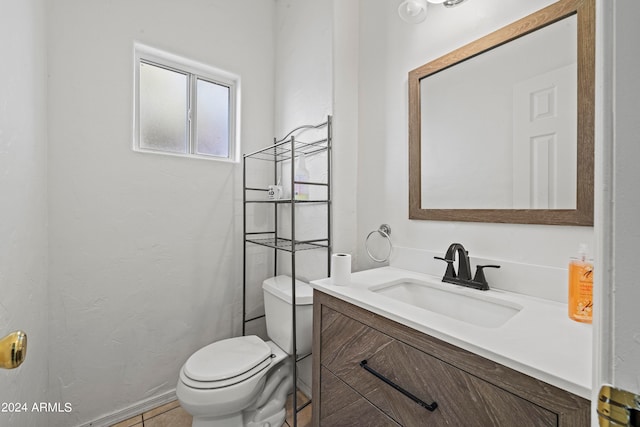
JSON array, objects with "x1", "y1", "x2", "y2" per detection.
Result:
[{"x1": 568, "y1": 244, "x2": 593, "y2": 323}]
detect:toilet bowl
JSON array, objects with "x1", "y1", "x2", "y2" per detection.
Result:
[{"x1": 176, "y1": 276, "x2": 313, "y2": 427}]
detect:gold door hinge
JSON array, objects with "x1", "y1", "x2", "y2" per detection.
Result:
[
  {"x1": 599, "y1": 385, "x2": 640, "y2": 427},
  {"x1": 0, "y1": 330, "x2": 27, "y2": 369}
]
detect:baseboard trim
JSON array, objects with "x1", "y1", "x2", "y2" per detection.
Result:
[{"x1": 79, "y1": 389, "x2": 177, "y2": 427}]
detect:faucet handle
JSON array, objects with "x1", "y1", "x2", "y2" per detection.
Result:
[
  {"x1": 472, "y1": 265, "x2": 501, "y2": 288},
  {"x1": 434, "y1": 256, "x2": 456, "y2": 279}
]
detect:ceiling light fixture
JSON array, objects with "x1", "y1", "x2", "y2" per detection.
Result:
[{"x1": 442, "y1": 0, "x2": 467, "y2": 7}]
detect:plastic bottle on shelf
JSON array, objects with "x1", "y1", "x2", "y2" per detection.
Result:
[{"x1": 294, "y1": 154, "x2": 310, "y2": 200}]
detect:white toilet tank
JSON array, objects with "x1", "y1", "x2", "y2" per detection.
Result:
[{"x1": 262, "y1": 275, "x2": 313, "y2": 356}]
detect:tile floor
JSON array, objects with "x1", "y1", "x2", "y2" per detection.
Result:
[
  {"x1": 110, "y1": 391, "x2": 312, "y2": 427},
  {"x1": 110, "y1": 400, "x2": 191, "y2": 427},
  {"x1": 284, "y1": 390, "x2": 312, "y2": 427}
]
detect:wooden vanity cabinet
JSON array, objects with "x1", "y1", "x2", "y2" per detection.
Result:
[{"x1": 312, "y1": 291, "x2": 590, "y2": 427}]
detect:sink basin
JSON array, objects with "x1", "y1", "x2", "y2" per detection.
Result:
[{"x1": 370, "y1": 279, "x2": 522, "y2": 328}]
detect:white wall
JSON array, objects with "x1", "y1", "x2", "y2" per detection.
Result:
[
  {"x1": 272, "y1": 0, "x2": 360, "y2": 271},
  {"x1": 274, "y1": 0, "x2": 332, "y2": 135},
  {"x1": 46, "y1": 1, "x2": 275, "y2": 425},
  {"x1": 271, "y1": 0, "x2": 334, "y2": 284},
  {"x1": 354, "y1": 0, "x2": 594, "y2": 286},
  {"x1": 332, "y1": 0, "x2": 360, "y2": 262},
  {"x1": 0, "y1": 0, "x2": 50, "y2": 426}
]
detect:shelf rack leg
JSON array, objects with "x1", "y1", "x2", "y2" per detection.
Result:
[
  {"x1": 273, "y1": 137, "x2": 278, "y2": 278},
  {"x1": 242, "y1": 155, "x2": 247, "y2": 337},
  {"x1": 290, "y1": 135, "x2": 298, "y2": 427},
  {"x1": 327, "y1": 115, "x2": 333, "y2": 275}
]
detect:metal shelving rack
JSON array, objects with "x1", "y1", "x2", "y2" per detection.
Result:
[{"x1": 242, "y1": 116, "x2": 332, "y2": 427}]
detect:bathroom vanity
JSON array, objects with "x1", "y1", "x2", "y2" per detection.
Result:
[{"x1": 310, "y1": 268, "x2": 591, "y2": 426}]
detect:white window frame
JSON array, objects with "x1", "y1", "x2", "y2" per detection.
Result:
[{"x1": 133, "y1": 43, "x2": 241, "y2": 163}]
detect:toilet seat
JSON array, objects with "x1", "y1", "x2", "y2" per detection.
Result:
[{"x1": 181, "y1": 335, "x2": 273, "y2": 390}]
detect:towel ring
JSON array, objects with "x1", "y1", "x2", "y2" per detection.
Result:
[{"x1": 366, "y1": 224, "x2": 393, "y2": 263}]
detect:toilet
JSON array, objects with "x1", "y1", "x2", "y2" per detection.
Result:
[{"x1": 176, "y1": 275, "x2": 313, "y2": 427}]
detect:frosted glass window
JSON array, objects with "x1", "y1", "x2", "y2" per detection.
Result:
[
  {"x1": 134, "y1": 44, "x2": 239, "y2": 162},
  {"x1": 196, "y1": 79, "x2": 230, "y2": 157},
  {"x1": 139, "y1": 62, "x2": 189, "y2": 153}
]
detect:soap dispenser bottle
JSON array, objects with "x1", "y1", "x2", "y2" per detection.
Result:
[
  {"x1": 568, "y1": 244, "x2": 593, "y2": 323},
  {"x1": 294, "y1": 153, "x2": 310, "y2": 200}
]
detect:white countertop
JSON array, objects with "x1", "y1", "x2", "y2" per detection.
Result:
[{"x1": 310, "y1": 266, "x2": 592, "y2": 399}]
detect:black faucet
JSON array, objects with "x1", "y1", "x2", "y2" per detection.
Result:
[{"x1": 434, "y1": 243, "x2": 500, "y2": 291}]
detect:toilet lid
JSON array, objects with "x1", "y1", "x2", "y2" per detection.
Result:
[{"x1": 183, "y1": 335, "x2": 272, "y2": 382}]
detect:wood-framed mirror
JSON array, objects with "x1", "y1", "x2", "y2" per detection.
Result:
[{"x1": 408, "y1": 0, "x2": 594, "y2": 225}]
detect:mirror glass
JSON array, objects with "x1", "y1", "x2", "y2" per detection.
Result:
[
  {"x1": 421, "y1": 16, "x2": 576, "y2": 210},
  {"x1": 408, "y1": 0, "x2": 594, "y2": 225}
]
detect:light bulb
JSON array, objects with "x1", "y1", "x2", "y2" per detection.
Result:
[
  {"x1": 398, "y1": 0, "x2": 427, "y2": 24},
  {"x1": 405, "y1": 1, "x2": 422, "y2": 16}
]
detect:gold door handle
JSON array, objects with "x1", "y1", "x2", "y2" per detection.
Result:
[{"x1": 0, "y1": 331, "x2": 27, "y2": 369}]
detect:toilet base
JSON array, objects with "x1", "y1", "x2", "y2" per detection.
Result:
[
  {"x1": 245, "y1": 408, "x2": 285, "y2": 427},
  {"x1": 191, "y1": 412, "x2": 242, "y2": 427},
  {"x1": 188, "y1": 405, "x2": 286, "y2": 427},
  {"x1": 189, "y1": 408, "x2": 285, "y2": 427}
]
